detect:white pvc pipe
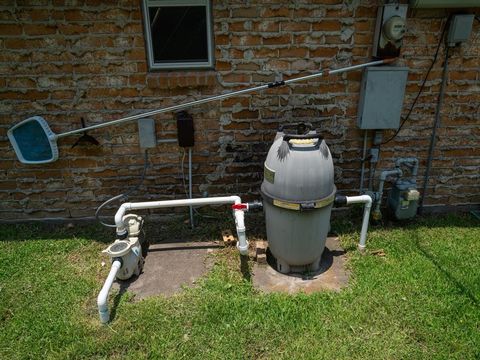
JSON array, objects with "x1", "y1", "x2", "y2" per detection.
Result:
[
  {"x1": 114, "y1": 196, "x2": 249, "y2": 255},
  {"x1": 188, "y1": 148, "x2": 194, "y2": 229},
  {"x1": 346, "y1": 195, "x2": 372, "y2": 251},
  {"x1": 97, "y1": 259, "x2": 122, "y2": 324},
  {"x1": 233, "y1": 209, "x2": 248, "y2": 255}
]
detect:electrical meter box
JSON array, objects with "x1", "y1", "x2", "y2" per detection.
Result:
[{"x1": 357, "y1": 66, "x2": 409, "y2": 130}]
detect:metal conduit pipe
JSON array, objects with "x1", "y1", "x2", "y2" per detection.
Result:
[
  {"x1": 373, "y1": 168, "x2": 403, "y2": 217},
  {"x1": 395, "y1": 157, "x2": 419, "y2": 177},
  {"x1": 114, "y1": 196, "x2": 249, "y2": 255},
  {"x1": 346, "y1": 195, "x2": 373, "y2": 251},
  {"x1": 359, "y1": 130, "x2": 368, "y2": 194},
  {"x1": 97, "y1": 259, "x2": 122, "y2": 324}
]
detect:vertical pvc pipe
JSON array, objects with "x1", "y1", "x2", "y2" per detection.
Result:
[
  {"x1": 234, "y1": 209, "x2": 248, "y2": 255},
  {"x1": 346, "y1": 195, "x2": 372, "y2": 250},
  {"x1": 188, "y1": 148, "x2": 194, "y2": 229},
  {"x1": 97, "y1": 260, "x2": 122, "y2": 324}
]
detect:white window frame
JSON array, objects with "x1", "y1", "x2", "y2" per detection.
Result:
[{"x1": 142, "y1": 0, "x2": 214, "y2": 70}]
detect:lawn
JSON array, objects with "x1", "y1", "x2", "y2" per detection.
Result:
[{"x1": 0, "y1": 213, "x2": 479, "y2": 359}]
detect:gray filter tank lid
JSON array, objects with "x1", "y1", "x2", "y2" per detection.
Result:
[{"x1": 261, "y1": 128, "x2": 336, "y2": 209}]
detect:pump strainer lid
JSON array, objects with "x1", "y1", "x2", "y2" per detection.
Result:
[{"x1": 104, "y1": 240, "x2": 131, "y2": 257}]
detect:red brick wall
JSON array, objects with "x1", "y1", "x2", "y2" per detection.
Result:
[{"x1": 0, "y1": 1, "x2": 479, "y2": 220}]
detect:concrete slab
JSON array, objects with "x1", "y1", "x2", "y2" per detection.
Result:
[
  {"x1": 252, "y1": 237, "x2": 349, "y2": 294},
  {"x1": 115, "y1": 241, "x2": 221, "y2": 299}
]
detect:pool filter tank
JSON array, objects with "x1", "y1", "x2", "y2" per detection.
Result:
[{"x1": 260, "y1": 124, "x2": 336, "y2": 274}]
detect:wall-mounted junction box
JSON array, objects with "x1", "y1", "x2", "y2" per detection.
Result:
[
  {"x1": 176, "y1": 111, "x2": 195, "y2": 148},
  {"x1": 447, "y1": 14, "x2": 474, "y2": 47},
  {"x1": 372, "y1": 4, "x2": 408, "y2": 58},
  {"x1": 137, "y1": 118, "x2": 157, "y2": 148},
  {"x1": 357, "y1": 66, "x2": 409, "y2": 130}
]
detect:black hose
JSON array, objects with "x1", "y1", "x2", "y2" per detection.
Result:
[{"x1": 95, "y1": 150, "x2": 149, "y2": 228}]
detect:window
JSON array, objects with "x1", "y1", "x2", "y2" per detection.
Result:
[{"x1": 142, "y1": 0, "x2": 214, "y2": 70}]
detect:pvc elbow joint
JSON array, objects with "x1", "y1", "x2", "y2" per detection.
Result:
[
  {"x1": 380, "y1": 168, "x2": 402, "y2": 181},
  {"x1": 237, "y1": 232, "x2": 249, "y2": 255}
]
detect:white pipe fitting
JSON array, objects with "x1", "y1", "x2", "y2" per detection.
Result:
[
  {"x1": 115, "y1": 196, "x2": 241, "y2": 232},
  {"x1": 233, "y1": 209, "x2": 248, "y2": 255},
  {"x1": 114, "y1": 195, "x2": 248, "y2": 255},
  {"x1": 346, "y1": 195, "x2": 372, "y2": 251},
  {"x1": 97, "y1": 259, "x2": 122, "y2": 324}
]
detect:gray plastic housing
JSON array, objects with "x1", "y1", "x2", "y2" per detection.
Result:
[
  {"x1": 261, "y1": 131, "x2": 335, "y2": 273},
  {"x1": 137, "y1": 118, "x2": 157, "y2": 148},
  {"x1": 261, "y1": 133, "x2": 335, "y2": 202},
  {"x1": 357, "y1": 66, "x2": 409, "y2": 129}
]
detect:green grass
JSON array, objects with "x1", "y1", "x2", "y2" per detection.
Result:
[{"x1": 0, "y1": 214, "x2": 479, "y2": 359}]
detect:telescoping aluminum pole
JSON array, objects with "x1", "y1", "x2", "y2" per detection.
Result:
[
  {"x1": 7, "y1": 58, "x2": 395, "y2": 164},
  {"x1": 54, "y1": 59, "x2": 395, "y2": 139}
]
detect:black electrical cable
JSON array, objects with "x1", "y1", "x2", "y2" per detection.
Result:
[
  {"x1": 381, "y1": 15, "x2": 452, "y2": 145},
  {"x1": 419, "y1": 45, "x2": 451, "y2": 213},
  {"x1": 95, "y1": 149, "x2": 150, "y2": 228}
]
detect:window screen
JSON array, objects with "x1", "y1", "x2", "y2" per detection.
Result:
[{"x1": 143, "y1": 0, "x2": 214, "y2": 70}]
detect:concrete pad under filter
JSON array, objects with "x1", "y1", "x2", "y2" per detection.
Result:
[
  {"x1": 115, "y1": 241, "x2": 221, "y2": 299},
  {"x1": 252, "y1": 237, "x2": 350, "y2": 293}
]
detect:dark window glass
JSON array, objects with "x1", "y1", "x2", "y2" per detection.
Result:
[{"x1": 148, "y1": 6, "x2": 208, "y2": 64}]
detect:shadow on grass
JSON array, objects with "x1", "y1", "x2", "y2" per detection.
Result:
[
  {"x1": 240, "y1": 255, "x2": 251, "y2": 281},
  {"x1": 331, "y1": 212, "x2": 480, "y2": 240},
  {"x1": 0, "y1": 222, "x2": 113, "y2": 243},
  {"x1": 109, "y1": 281, "x2": 129, "y2": 323},
  {"x1": 412, "y1": 230, "x2": 479, "y2": 306}
]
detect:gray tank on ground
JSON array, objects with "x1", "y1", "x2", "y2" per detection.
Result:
[{"x1": 260, "y1": 124, "x2": 336, "y2": 274}]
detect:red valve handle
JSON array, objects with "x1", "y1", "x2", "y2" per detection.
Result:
[{"x1": 232, "y1": 203, "x2": 248, "y2": 210}]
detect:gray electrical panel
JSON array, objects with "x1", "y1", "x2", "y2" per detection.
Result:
[
  {"x1": 357, "y1": 66, "x2": 409, "y2": 130},
  {"x1": 447, "y1": 14, "x2": 474, "y2": 47}
]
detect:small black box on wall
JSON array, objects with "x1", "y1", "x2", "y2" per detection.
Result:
[{"x1": 176, "y1": 111, "x2": 195, "y2": 148}]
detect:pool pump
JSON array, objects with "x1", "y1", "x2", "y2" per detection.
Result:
[
  {"x1": 103, "y1": 214, "x2": 145, "y2": 279},
  {"x1": 97, "y1": 214, "x2": 145, "y2": 323}
]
